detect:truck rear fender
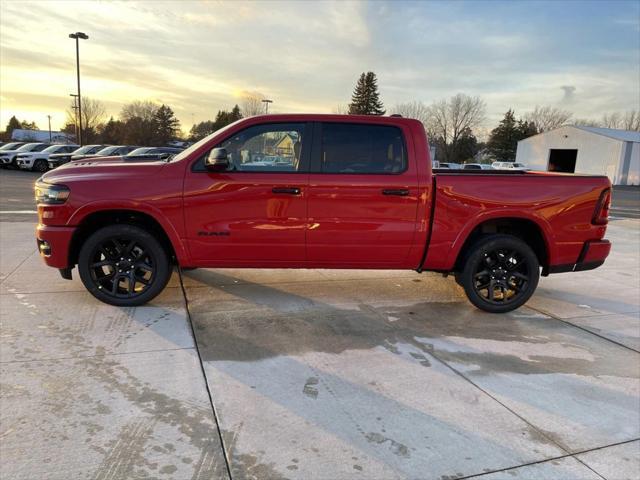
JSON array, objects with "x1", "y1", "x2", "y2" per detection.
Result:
[{"x1": 451, "y1": 214, "x2": 553, "y2": 272}]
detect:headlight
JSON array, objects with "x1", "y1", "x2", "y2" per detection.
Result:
[{"x1": 35, "y1": 181, "x2": 70, "y2": 204}]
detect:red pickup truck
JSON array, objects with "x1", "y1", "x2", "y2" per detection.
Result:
[{"x1": 35, "y1": 114, "x2": 612, "y2": 312}]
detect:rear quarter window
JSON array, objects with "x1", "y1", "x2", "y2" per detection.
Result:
[{"x1": 321, "y1": 123, "x2": 406, "y2": 174}]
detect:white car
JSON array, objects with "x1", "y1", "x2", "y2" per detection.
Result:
[
  {"x1": 0, "y1": 142, "x2": 50, "y2": 169},
  {"x1": 462, "y1": 163, "x2": 494, "y2": 170},
  {"x1": 16, "y1": 144, "x2": 79, "y2": 172},
  {"x1": 492, "y1": 161, "x2": 528, "y2": 171}
]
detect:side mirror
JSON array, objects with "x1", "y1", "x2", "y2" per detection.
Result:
[{"x1": 205, "y1": 148, "x2": 229, "y2": 171}]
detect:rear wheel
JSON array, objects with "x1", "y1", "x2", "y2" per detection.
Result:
[
  {"x1": 78, "y1": 225, "x2": 171, "y2": 306},
  {"x1": 458, "y1": 234, "x2": 539, "y2": 313},
  {"x1": 33, "y1": 159, "x2": 48, "y2": 173}
]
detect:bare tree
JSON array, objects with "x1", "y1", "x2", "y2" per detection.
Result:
[
  {"x1": 332, "y1": 104, "x2": 349, "y2": 114},
  {"x1": 573, "y1": 118, "x2": 601, "y2": 127},
  {"x1": 524, "y1": 105, "x2": 572, "y2": 132},
  {"x1": 601, "y1": 112, "x2": 622, "y2": 129},
  {"x1": 241, "y1": 93, "x2": 265, "y2": 117},
  {"x1": 120, "y1": 100, "x2": 158, "y2": 122},
  {"x1": 425, "y1": 93, "x2": 486, "y2": 162},
  {"x1": 65, "y1": 97, "x2": 106, "y2": 142},
  {"x1": 392, "y1": 101, "x2": 430, "y2": 127},
  {"x1": 601, "y1": 110, "x2": 639, "y2": 131},
  {"x1": 623, "y1": 110, "x2": 640, "y2": 131}
]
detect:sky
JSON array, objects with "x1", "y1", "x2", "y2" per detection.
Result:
[{"x1": 0, "y1": 0, "x2": 638, "y2": 135}]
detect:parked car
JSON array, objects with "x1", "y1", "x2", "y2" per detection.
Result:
[
  {"x1": 0, "y1": 142, "x2": 26, "y2": 152},
  {"x1": 492, "y1": 161, "x2": 529, "y2": 171},
  {"x1": 48, "y1": 145, "x2": 105, "y2": 169},
  {"x1": 83, "y1": 145, "x2": 139, "y2": 158},
  {"x1": 125, "y1": 147, "x2": 184, "y2": 160},
  {"x1": 35, "y1": 114, "x2": 612, "y2": 313},
  {"x1": 0, "y1": 143, "x2": 50, "y2": 168},
  {"x1": 16, "y1": 144, "x2": 79, "y2": 172},
  {"x1": 462, "y1": 163, "x2": 494, "y2": 170},
  {"x1": 437, "y1": 162, "x2": 462, "y2": 169}
]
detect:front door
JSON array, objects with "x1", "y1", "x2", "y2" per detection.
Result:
[
  {"x1": 307, "y1": 122, "x2": 420, "y2": 267},
  {"x1": 183, "y1": 122, "x2": 310, "y2": 266}
]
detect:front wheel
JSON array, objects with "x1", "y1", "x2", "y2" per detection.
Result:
[
  {"x1": 78, "y1": 225, "x2": 171, "y2": 306},
  {"x1": 33, "y1": 159, "x2": 48, "y2": 173},
  {"x1": 458, "y1": 234, "x2": 539, "y2": 313}
]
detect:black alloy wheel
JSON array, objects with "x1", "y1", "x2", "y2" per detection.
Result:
[
  {"x1": 459, "y1": 234, "x2": 539, "y2": 313},
  {"x1": 33, "y1": 159, "x2": 48, "y2": 173},
  {"x1": 78, "y1": 225, "x2": 171, "y2": 306}
]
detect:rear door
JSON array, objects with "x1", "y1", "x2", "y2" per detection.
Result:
[
  {"x1": 306, "y1": 121, "x2": 420, "y2": 267},
  {"x1": 183, "y1": 122, "x2": 311, "y2": 265}
]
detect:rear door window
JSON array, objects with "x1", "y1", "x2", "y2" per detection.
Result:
[{"x1": 320, "y1": 123, "x2": 406, "y2": 174}]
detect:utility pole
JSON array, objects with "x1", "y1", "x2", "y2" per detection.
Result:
[
  {"x1": 69, "y1": 32, "x2": 88, "y2": 145},
  {"x1": 262, "y1": 99, "x2": 273, "y2": 114},
  {"x1": 70, "y1": 93, "x2": 79, "y2": 142},
  {"x1": 47, "y1": 115, "x2": 52, "y2": 142}
]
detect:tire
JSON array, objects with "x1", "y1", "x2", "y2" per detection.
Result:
[
  {"x1": 458, "y1": 234, "x2": 539, "y2": 313},
  {"x1": 78, "y1": 224, "x2": 171, "y2": 306},
  {"x1": 33, "y1": 159, "x2": 48, "y2": 173}
]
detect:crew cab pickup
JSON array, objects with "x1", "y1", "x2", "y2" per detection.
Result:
[{"x1": 35, "y1": 114, "x2": 612, "y2": 312}]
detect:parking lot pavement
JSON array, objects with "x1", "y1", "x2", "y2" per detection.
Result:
[
  {"x1": 1, "y1": 215, "x2": 639, "y2": 479},
  {"x1": 0, "y1": 224, "x2": 229, "y2": 479}
]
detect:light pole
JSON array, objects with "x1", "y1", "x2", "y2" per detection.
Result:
[
  {"x1": 262, "y1": 99, "x2": 273, "y2": 114},
  {"x1": 47, "y1": 115, "x2": 52, "y2": 142},
  {"x1": 69, "y1": 93, "x2": 79, "y2": 142},
  {"x1": 69, "y1": 32, "x2": 88, "y2": 145}
]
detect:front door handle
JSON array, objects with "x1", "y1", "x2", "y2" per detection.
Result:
[
  {"x1": 272, "y1": 187, "x2": 301, "y2": 195},
  {"x1": 382, "y1": 188, "x2": 409, "y2": 196}
]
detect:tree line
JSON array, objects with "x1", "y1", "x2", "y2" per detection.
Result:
[
  {"x1": 341, "y1": 71, "x2": 639, "y2": 164},
  {"x1": 2, "y1": 73, "x2": 638, "y2": 159}
]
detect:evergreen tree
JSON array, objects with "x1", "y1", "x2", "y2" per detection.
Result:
[
  {"x1": 348, "y1": 71, "x2": 385, "y2": 115},
  {"x1": 5, "y1": 116, "x2": 22, "y2": 137},
  {"x1": 486, "y1": 110, "x2": 537, "y2": 162},
  {"x1": 99, "y1": 117, "x2": 126, "y2": 144},
  {"x1": 153, "y1": 104, "x2": 181, "y2": 145},
  {"x1": 229, "y1": 104, "x2": 242, "y2": 122}
]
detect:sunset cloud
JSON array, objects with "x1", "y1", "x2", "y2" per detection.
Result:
[{"x1": 1, "y1": 0, "x2": 638, "y2": 134}]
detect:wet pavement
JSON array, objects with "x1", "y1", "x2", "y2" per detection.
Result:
[{"x1": 1, "y1": 218, "x2": 639, "y2": 479}]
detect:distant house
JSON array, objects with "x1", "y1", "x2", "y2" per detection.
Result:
[
  {"x1": 11, "y1": 129, "x2": 75, "y2": 143},
  {"x1": 515, "y1": 125, "x2": 640, "y2": 185}
]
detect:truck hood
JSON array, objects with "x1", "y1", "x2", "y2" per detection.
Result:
[{"x1": 41, "y1": 156, "x2": 168, "y2": 185}]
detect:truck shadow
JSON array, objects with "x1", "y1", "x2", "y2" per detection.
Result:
[{"x1": 182, "y1": 269, "x2": 637, "y2": 380}]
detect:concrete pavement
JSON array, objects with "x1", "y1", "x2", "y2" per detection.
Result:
[{"x1": 1, "y1": 216, "x2": 639, "y2": 479}]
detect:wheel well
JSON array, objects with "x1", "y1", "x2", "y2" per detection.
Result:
[
  {"x1": 454, "y1": 218, "x2": 548, "y2": 271},
  {"x1": 68, "y1": 210, "x2": 176, "y2": 266}
]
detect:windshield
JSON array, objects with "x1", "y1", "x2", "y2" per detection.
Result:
[
  {"x1": 127, "y1": 147, "x2": 153, "y2": 156},
  {"x1": 72, "y1": 145, "x2": 100, "y2": 155},
  {"x1": 0, "y1": 142, "x2": 23, "y2": 151},
  {"x1": 43, "y1": 145, "x2": 67, "y2": 153},
  {"x1": 171, "y1": 120, "x2": 241, "y2": 162},
  {"x1": 17, "y1": 143, "x2": 44, "y2": 152},
  {"x1": 96, "y1": 146, "x2": 120, "y2": 155}
]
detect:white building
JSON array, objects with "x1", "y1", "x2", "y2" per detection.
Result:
[
  {"x1": 515, "y1": 125, "x2": 640, "y2": 185},
  {"x1": 11, "y1": 129, "x2": 74, "y2": 144}
]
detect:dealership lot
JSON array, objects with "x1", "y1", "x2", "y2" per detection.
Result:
[{"x1": 0, "y1": 170, "x2": 639, "y2": 479}]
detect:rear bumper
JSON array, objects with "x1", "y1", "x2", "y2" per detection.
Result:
[
  {"x1": 35, "y1": 224, "x2": 75, "y2": 269},
  {"x1": 547, "y1": 239, "x2": 611, "y2": 274}
]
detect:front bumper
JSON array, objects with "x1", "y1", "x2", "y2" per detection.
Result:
[
  {"x1": 16, "y1": 159, "x2": 33, "y2": 169},
  {"x1": 548, "y1": 239, "x2": 611, "y2": 274},
  {"x1": 35, "y1": 224, "x2": 75, "y2": 269}
]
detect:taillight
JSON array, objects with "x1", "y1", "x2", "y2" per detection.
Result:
[{"x1": 592, "y1": 188, "x2": 611, "y2": 225}]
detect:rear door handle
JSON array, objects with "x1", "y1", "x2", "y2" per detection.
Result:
[
  {"x1": 272, "y1": 187, "x2": 301, "y2": 195},
  {"x1": 382, "y1": 188, "x2": 409, "y2": 196}
]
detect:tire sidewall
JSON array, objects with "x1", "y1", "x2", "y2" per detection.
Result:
[
  {"x1": 461, "y1": 234, "x2": 540, "y2": 313},
  {"x1": 33, "y1": 160, "x2": 47, "y2": 173},
  {"x1": 78, "y1": 224, "x2": 171, "y2": 306}
]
